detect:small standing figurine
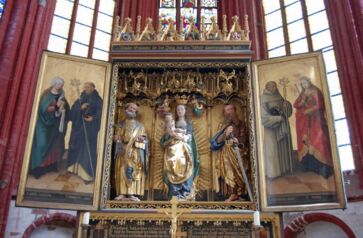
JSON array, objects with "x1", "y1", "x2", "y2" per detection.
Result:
[
  {"x1": 113, "y1": 16, "x2": 122, "y2": 41},
  {"x1": 190, "y1": 96, "x2": 204, "y2": 117},
  {"x1": 157, "y1": 95, "x2": 172, "y2": 115},
  {"x1": 160, "y1": 18, "x2": 178, "y2": 41},
  {"x1": 138, "y1": 17, "x2": 156, "y2": 41},
  {"x1": 120, "y1": 17, "x2": 134, "y2": 41},
  {"x1": 184, "y1": 16, "x2": 200, "y2": 40},
  {"x1": 206, "y1": 16, "x2": 221, "y2": 40},
  {"x1": 227, "y1": 16, "x2": 243, "y2": 40},
  {"x1": 184, "y1": 72, "x2": 196, "y2": 90}
]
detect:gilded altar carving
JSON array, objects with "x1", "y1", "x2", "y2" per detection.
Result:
[
  {"x1": 206, "y1": 16, "x2": 222, "y2": 40},
  {"x1": 138, "y1": 17, "x2": 156, "y2": 41},
  {"x1": 101, "y1": 60, "x2": 258, "y2": 210},
  {"x1": 77, "y1": 211, "x2": 281, "y2": 238},
  {"x1": 113, "y1": 14, "x2": 250, "y2": 42}
]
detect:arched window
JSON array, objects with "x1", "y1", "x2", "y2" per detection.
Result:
[
  {"x1": 159, "y1": 0, "x2": 217, "y2": 31},
  {"x1": 47, "y1": 0, "x2": 115, "y2": 61},
  {"x1": 263, "y1": 0, "x2": 354, "y2": 171}
]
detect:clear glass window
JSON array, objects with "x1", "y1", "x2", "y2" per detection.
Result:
[{"x1": 48, "y1": 0, "x2": 115, "y2": 61}]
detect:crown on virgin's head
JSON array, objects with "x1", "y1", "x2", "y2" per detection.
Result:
[{"x1": 175, "y1": 95, "x2": 189, "y2": 105}]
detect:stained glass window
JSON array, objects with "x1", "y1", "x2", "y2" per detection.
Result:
[
  {"x1": 159, "y1": 8, "x2": 177, "y2": 29},
  {"x1": 201, "y1": 8, "x2": 217, "y2": 24},
  {"x1": 181, "y1": 0, "x2": 197, "y2": 8},
  {"x1": 159, "y1": 0, "x2": 217, "y2": 32},
  {"x1": 160, "y1": 0, "x2": 175, "y2": 8},
  {"x1": 262, "y1": 0, "x2": 355, "y2": 171},
  {"x1": 0, "y1": 0, "x2": 6, "y2": 20},
  {"x1": 181, "y1": 8, "x2": 197, "y2": 28},
  {"x1": 48, "y1": 0, "x2": 115, "y2": 61},
  {"x1": 201, "y1": 0, "x2": 217, "y2": 7}
]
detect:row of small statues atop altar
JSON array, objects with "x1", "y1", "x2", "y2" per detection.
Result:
[{"x1": 113, "y1": 15, "x2": 250, "y2": 42}]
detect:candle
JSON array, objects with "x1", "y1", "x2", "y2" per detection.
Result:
[
  {"x1": 253, "y1": 211, "x2": 260, "y2": 226},
  {"x1": 82, "y1": 212, "x2": 90, "y2": 225}
]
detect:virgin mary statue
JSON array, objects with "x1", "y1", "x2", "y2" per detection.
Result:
[{"x1": 160, "y1": 104, "x2": 200, "y2": 200}]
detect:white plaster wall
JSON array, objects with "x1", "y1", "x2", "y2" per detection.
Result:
[
  {"x1": 5, "y1": 200, "x2": 76, "y2": 238},
  {"x1": 29, "y1": 225, "x2": 74, "y2": 238}
]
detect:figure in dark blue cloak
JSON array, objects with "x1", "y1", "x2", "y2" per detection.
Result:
[{"x1": 67, "y1": 82, "x2": 102, "y2": 183}]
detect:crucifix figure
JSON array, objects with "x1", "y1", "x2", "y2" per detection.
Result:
[
  {"x1": 278, "y1": 77, "x2": 290, "y2": 100},
  {"x1": 158, "y1": 196, "x2": 191, "y2": 238}
]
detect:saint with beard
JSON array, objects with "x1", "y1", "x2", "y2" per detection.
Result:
[
  {"x1": 210, "y1": 104, "x2": 248, "y2": 202},
  {"x1": 261, "y1": 81, "x2": 293, "y2": 179},
  {"x1": 67, "y1": 82, "x2": 103, "y2": 183},
  {"x1": 113, "y1": 102, "x2": 149, "y2": 201}
]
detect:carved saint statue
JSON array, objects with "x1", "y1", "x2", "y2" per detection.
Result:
[
  {"x1": 160, "y1": 105, "x2": 200, "y2": 200},
  {"x1": 210, "y1": 104, "x2": 249, "y2": 202},
  {"x1": 114, "y1": 102, "x2": 149, "y2": 201}
]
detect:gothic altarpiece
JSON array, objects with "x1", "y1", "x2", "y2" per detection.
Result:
[
  {"x1": 14, "y1": 7, "x2": 346, "y2": 236},
  {"x1": 77, "y1": 15, "x2": 281, "y2": 238}
]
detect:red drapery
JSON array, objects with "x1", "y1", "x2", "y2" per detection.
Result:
[
  {"x1": 115, "y1": 0, "x2": 159, "y2": 31},
  {"x1": 218, "y1": 0, "x2": 267, "y2": 60},
  {"x1": 324, "y1": 0, "x2": 363, "y2": 188},
  {"x1": 0, "y1": 1, "x2": 56, "y2": 236}
]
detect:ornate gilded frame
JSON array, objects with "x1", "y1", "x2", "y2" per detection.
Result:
[
  {"x1": 77, "y1": 211, "x2": 281, "y2": 238},
  {"x1": 252, "y1": 52, "x2": 346, "y2": 212},
  {"x1": 100, "y1": 59, "x2": 259, "y2": 210},
  {"x1": 16, "y1": 51, "x2": 111, "y2": 210}
]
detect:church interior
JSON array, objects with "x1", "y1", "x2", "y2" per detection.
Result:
[{"x1": 0, "y1": 0, "x2": 363, "y2": 237}]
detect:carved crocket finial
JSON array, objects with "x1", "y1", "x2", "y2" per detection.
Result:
[
  {"x1": 184, "y1": 16, "x2": 200, "y2": 40},
  {"x1": 206, "y1": 16, "x2": 221, "y2": 40},
  {"x1": 138, "y1": 17, "x2": 156, "y2": 41},
  {"x1": 160, "y1": 18, "x2": 178, "y2": 41},
  {"x1": 157, "y1": 16, "x2": 163, "y2": 34},
  {"x1": 222, "y1": 15, "x2": 228, "y2": 39},
  {"x1": 227, "y1": 15, "x2": 243, "y2": 40},
  {"x1": 243, "y1": 14, "x2": 250, "y2": 40},
  {"x1": 136, "y1": 16, "x2": 142, "y2": 38},
  {"x1": 121, "y1": 17, "x2": 133, "y2": 33},
  {"x1": 120, "y1": 17, "x2": 134, "y2": 41},
  {"x1": 230, "y1": 16, "x2": 242, "y2": 32},
  {"x1": 113, "y1": 16, "x2": 122, "y2": 41}
]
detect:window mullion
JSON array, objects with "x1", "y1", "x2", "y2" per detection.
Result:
[
  {"x1": 300, "y1": 0, "x2": 313, "y2": 51},
  {"x1": 176, "y1": 0, "x2": 181, "y2": 31},
  {"x1": 280, "y1": 0, "x2": 291, "y2": 55},
  {"x1": 88, "y1": 0, "x2": 100, "y2": 59},
  {"x1": 66, "y1": 0, "x2": 79, "y2": 55},
  {"x1": 197, "y1": 0, "x2": 201, "y2": 29}
]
